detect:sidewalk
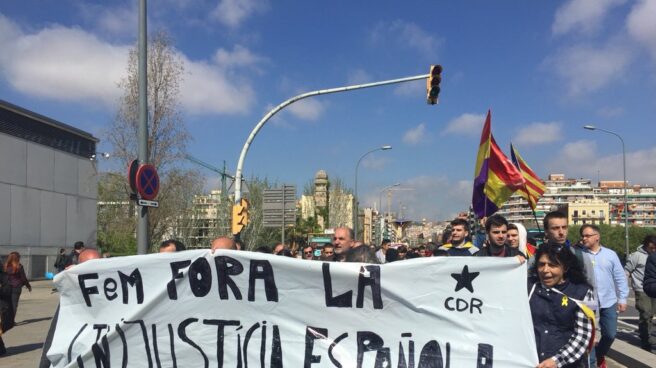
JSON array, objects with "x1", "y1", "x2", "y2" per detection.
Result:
[
  {"x1": 0, "y1": 281, "x2": 635, "y2": 367},
  {"x1": 1, "y1": 280, "x2": 59, "y2": 368}
]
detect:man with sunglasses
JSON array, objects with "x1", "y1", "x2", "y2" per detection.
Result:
[
  {"x1": 302, "y1": 245, "x2": 315, "y2": 260},
  {"x1": 579, "y1": 224, "x2": 629, "y2": 367}
]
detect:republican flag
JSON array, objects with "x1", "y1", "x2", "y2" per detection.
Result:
[
  {"x1": 510, "y1": 143, "x2": 546, "y2": 210},
  {"x1": 472, "y1": 111, "x2": 525, "y2": 218}
]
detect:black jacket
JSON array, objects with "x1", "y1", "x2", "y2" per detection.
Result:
[
  {"x1": 476, "y1": 244, "x2": 525, "y2": 258},
  {"x1": 644, "y1": 252, "x2": 656, "y2": 297}
]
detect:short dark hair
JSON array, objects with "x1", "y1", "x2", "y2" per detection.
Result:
[
  {"x1": 159, "y1": 239, "x2": 186, "y2": 252},
  {"x1": 74, "y1": 241, "x2": 85, "y2": 250},
  {"x1": 345, "y1": 246, "x2": 380, "y2": 264},
  {"x1": 579, "y1": 224, "x2": 600, "y2": 236},
  {"x1": 450, "y1": 218, "x2": 470, "y2": 232},
  {"x1": 543, "y1": 210, "x2": 567, "y2": 230},
  {"x1": 255, "y1": 245, "x2": 272, "y2": 253},
  {"x1": 643, "y1": 234, "x2": 656, "y2": 246},
  {"x1": 485, "y1": 214, "x2": 508, "y2": 233}
]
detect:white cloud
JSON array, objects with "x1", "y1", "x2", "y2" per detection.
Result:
[
  {"x1": 442, "y1": 113, "x2": 486, "y2": 136},
  {"x1": 286, "y1": 99, "x2": 325, "y2": 121},
  {"x1": 370, "y1": 20, "x2": 442, "y2": 57},
  {"x1": 213, "y1": 44, "x2": 266, "y2": 70},
  {"x1": 514, "y1": 122, "x2": 563, "y2": 146},
  {"x1": 403, "y1": 123, "x2": 428, "y2": 145},
  {"x1": 361, "y1": 156, "x2": 390, "y2": 170},
  {"x1": 546, "y1": 42, "x2": 633, "y2": 97},
  {"x1": 627, "y1": 0, "x2": 656, "y2": 59},
  {"x1": 550, "y1": 140, "x2": 656, "y2": 185},
  {"x1": 0, "y1": 16, "x2": 128, "y2": 105},
  {"x1": 552, "y1": 0, "x2": 626, "y2": 36},
  {"x1": 0, "y1": 14, "x2": 258, "y2": 115},
  {"x1": 596, "y1": 106, "x2": 624, "y2": 118},
  {"x1": 211, "y1": 0, "x2": 268, "y2": 28},
  {"x1": 77, "y1": 3, "x2": 137, "y2": 38},
  {"x1": 347, "y1": 69, "x2": 373, "y2": 85},
  {"x1": 179, "y1": 56, "x2": 254, "y2": 115},
  {"x1": 393, "y1": 79, "x2": 423, "y2": 97}
]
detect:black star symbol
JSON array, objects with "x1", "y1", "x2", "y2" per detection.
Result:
[{"x1": 451, "y1": 265, "x2": 479, "y2": 293}]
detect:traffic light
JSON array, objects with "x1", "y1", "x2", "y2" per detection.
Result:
[
  {"x1": 231, "y1": 198, "x2": 250, "y2": 235},
  {"x1": 426, "y1": 64, "x2": 443, "y2": 105}
]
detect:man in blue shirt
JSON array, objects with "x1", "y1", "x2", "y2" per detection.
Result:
[{"x1": 580, "y1": 224, "x2": 629, "y2": 368}]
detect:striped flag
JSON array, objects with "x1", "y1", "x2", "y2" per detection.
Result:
[
  {"x1": 472, "y1": 111, "x2": 525, "y2": 218},
  {"x1": 510, "y1": 143, "x2": 546, "y2": 209}
]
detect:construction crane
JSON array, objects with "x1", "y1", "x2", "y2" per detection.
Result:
[{"x1": 184, "y1": 154, "x2": 235, "y2": 197}]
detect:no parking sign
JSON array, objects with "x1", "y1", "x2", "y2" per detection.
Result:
[{"x1": 135, "y1": 163, "x2": 159, "y2": 200}]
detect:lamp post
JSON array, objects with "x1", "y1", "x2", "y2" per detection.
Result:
[
  {"x1": 377, "y1": 183, "x2": 401, "y2": 245},
  {"x1": 583, "y1": 125, "x2": 629, "y2": 257},
  {"x1": 354, "y1": 145, "x2": 392, "y2": 240}
]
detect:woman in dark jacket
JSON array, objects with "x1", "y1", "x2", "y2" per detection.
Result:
[
  {"x1": 3, "y1": 252, "x2": 31, "y2": 320},
  {"x1": 529, "y1": 244, "x2": 595, "y2": 368},
  {"x1": 644, "y1": 252, "x2": 656, "y2": 298}
]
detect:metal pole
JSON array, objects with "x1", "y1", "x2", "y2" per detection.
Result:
[
  {"x1": 282, "y1": 185, "x2": 286, "y2": 245},
  {"x1": 377, "y1": 183, "x2": 400, "y2": 245},
  {"x1": 234, "y1": 74, "x2": 428, "y2": 207},
  {"x1": 355, "y1": 146, "x2": 391, "y2": 240},
  {"x1": 620, "y1": 134, "x2": 629, "y2": 257},
  {"x1": 137, "y1": 0, "x2": 148, "y2": 255},
  {"x1": 583, "y1": 125, "x2": 630, "y2": 256}
]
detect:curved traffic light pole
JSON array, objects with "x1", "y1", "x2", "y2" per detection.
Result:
[{"x1": 233, "y1": 73, "x2": 429, "y2": 208}]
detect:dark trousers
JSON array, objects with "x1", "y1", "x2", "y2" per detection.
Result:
[
  {"x1": 10, "y1": 287, "x2": 22, "y2": 320},
  {"x1": 636, "y1": 291, "x2": 656, "y2": 347}
]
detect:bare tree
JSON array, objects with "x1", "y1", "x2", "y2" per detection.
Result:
[
  {"x1": 102, "y1": 31, "x2": 203, "y2": 252},
  {"x1": 328, "y1": 177, "x2": 354, "y2": 229}
]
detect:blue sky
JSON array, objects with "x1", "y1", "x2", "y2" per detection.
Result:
[{"x1": 1, "y1": 0, "x2": 655, "y2": 221}]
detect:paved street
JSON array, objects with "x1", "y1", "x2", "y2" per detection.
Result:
[
  {"x1": 0, "y1": 280, "x2": 652, "y2": 367},
  {"x1": 1, "y1": 281, "x2": 58, "y2": 367}
]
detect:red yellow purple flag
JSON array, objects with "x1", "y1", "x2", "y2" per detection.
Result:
[
  {"x1": 510, "y1": 143, "x2": 546, "y2": 210},
  {"x1": 472, "y1": 111, "x2": 525, "y2": 217}
]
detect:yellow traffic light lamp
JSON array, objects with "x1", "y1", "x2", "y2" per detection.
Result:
[
  {"x1": 231, "y1": 198, "x2": 250, "y2": 235},
  {"x1": 426, "y1": 64, "x2": 442, "y2": 105}
]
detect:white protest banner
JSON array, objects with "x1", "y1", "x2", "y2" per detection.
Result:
[{"x1": 46, "y1": 250, "x2": 538, "y2": 367}]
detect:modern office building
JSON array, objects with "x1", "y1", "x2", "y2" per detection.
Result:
[{"x1": 0, "y1": 100, "x2": 99, "y2": 278}]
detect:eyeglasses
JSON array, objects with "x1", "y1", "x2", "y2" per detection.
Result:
[
  {"x1": 581, "y1": 233, "x2": 598, "y2": 238},
  {"x1": 303, "y1": 251, "x2": 313, "y2": 255}
]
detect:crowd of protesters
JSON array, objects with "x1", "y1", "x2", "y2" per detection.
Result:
[{"x1": 3, "y1": 209, "x2": 655, "y2": 368}]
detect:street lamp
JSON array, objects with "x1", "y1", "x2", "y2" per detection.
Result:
[
  {"x1": 90, "y1": 152, "x2": 111, "y2": 161},
  {"x1": 354, "y1": 145, "x2": 392, "y2": 240},
  {"x1": 378, "y1": 183, "x2": 401, "y2": 245},
  {"x1": 583, "y1": 125, "x2": 629, "y2": 257}
]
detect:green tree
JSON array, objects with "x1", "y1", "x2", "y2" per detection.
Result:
[{"x1": 568, "y1": 224, "x2": 654, "y2": 259}]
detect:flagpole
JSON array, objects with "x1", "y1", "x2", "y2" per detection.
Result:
[{"x1": 530, "y1": 205, "x2": 541, "y2": 231}]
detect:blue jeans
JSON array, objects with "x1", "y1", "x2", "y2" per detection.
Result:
[{"x1": 596, "y1": 304, "x2": 618, "y2": 360}]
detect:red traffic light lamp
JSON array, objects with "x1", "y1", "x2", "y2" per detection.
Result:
[{"x1": 426, "y1": 64, "x2": 443, "y2": 105}]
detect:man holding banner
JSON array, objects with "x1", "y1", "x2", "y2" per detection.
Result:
[{"x1": 42, "y1": 249, "x2": 539, "y2": 367}]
